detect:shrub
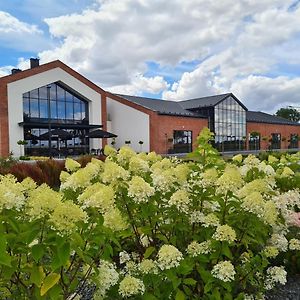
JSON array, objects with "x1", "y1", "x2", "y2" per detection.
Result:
[{"x1": 0, "y1": 129, "x2": 299, "y2": 299}]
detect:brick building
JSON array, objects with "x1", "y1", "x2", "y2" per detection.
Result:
[{"x1": 0, "y1": 59, "x2": 299, "y2": 157}]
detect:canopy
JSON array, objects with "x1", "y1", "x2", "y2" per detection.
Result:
[
  {"x1": 86, "y1": 129, "x2": 117, "y2": 139},
  {"x1": 38, "y1": 129, "x2": 73, "y2": 140}
]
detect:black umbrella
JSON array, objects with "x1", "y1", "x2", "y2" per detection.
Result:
[
  {"x1": 39, "y1": 129, "x2": 73, "y2": 140},
  {"x1": 24, "y1": 131, "x2": 38, "y2": 140},
  {"x1": 87, "y1": 129, "x2": 117, "y2": 138}
]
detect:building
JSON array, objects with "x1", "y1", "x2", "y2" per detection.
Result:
[{"x1": 0, "y1": 59, "x2": 299, "y2": 157}]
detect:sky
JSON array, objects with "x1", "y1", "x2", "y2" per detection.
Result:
[{"x1": 1, "y1": 0, "x2": 300, "y2": 113}]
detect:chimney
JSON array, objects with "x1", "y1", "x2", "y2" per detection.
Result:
[
  {"x1": 11, "y1": 68, "x2": 22, "y2": 75},
  {"x1": 30, "y1": 58, "x2": 40, "y2": 68}
]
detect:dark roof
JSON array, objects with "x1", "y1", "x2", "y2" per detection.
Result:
[
  {"x1": 116, "y1": 94, "x2": 205, "y2": 118},
  {"x1": 179, "y1": 93, "x2": 248, "y2": 111},
  {"x1": 246, "y1": 111, "x2": 300, "y2": 126},
  {"x1": 179, "y1": 93, "x2": 230, "y2": 109}
]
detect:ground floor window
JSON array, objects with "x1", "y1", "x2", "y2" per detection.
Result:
[
  {"x1": 215, "y1": 136, "x2": 246, "y2": 152},
  {"x1": 169, "y1": 130, "x2": 192, "y2": 153},
  {"x1": 270, "y1": 133, "x2": 281, "y2": 149},
  {"x1": 24, "y1": 127, "x2": 89, "y2": 157},
  {"x1": 289, "y1": 134, "x2": 299, "y2": 149},
  {"x1": 248, "y1": 132, "x2": 260, "y2": 151}
]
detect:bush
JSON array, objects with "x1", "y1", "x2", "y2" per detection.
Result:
[{"x1": 0, "y1": 129, "x2": 299, "y2": 299}]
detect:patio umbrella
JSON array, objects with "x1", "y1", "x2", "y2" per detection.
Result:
[
  {"x1": 86, "y1": 129, "x2": 117, "y2": 139},
  {"x1": 24, "y1": 131, "x2": 38, "y2": 140},
  {"x1": 38, "y1": 129, "x2": 73, "y2": 140}
]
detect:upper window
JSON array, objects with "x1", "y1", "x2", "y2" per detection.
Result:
[{"x1": 23, "y1": 82, "x2": 88, "y2": 124}]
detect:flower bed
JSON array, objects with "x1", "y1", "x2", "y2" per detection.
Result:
[{"x1": 0, "y1": 128, "x2": 299, "y2": 299}]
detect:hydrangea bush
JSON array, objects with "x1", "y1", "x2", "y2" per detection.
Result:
[{"x1": 0, "y1": 128, "x2": 300, "y2": 299}]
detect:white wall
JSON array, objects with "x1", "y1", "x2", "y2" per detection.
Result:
[
  {"x1": 107, "y1": 97, "x2": 150, "y2": 152},
  {"x1": 7, "y1": 67, "x2": 102, "y2": 156}
]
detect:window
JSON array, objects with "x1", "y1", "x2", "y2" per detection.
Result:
[
  {"x1": 214, "y1": 96, "x2": 246, "y2": 151},
  {"x1": 289, "y1": 134, "x2": 299, "y2": 149},
  {"x1": 22, "y1": 82, "x2": 88, "y2": 124},
  {"x1": 22, "y1": 82, "x2": 90, "y2": 156},
  {"x1": 248, "y1": 132, "x2": 260, "y2": 150},
  {"x1": 170, "y1": 130, "x2": 192, "y2": 153},
  {"x1": 271, "y1": 133, "x2": 281, "y2": 149}
]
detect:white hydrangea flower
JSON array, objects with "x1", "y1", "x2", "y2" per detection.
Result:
[
  {"x1": 212, "y1": 225, "x2": 236, "y2": 243},
  {"x1": 211, "y1": 261, "x2": 236, "y2": 282},
  {"x1": 118, "y1": 275, "x2": 145, "y2": 298},
  {"x1": 265, "y1": 266, "x2": 287, "y2": 290},
  {"x1": 95, "y1": 260, "x2": 119, "y2": 297},
  {"x1": 169, "y1": 189, "x2": 191, "y2": 213},
  {"x1": 139, "y1": 259, "x2": 158, "y2": 274},
  {"x1": 157, "y1": 245, "x2": 183, "y2": 270},
  {"x1": 187, "y1": 241, "x2": 212, "y2": 257},
  {"x1": 269, "y1": 233, "x2": 288, "y2": 252},
  {"x1": 289, "y1": 238, "x2": 300, "y2": 250}
]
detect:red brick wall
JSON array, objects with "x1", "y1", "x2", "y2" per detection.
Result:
[
  {"x1": 247, "y1": 122, "x2": 300, "y2": 150},
  {"x1": 0, "y1": 82, "x2": 9, "y2": 157},
  {"x1": 150, "y1": 114, "x2": 208, "y2": 154}
]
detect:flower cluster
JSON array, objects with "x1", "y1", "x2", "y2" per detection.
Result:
[
  {"x1": 211, "y1": 261, "x2": 236, "y2": 282},
  {"x1": 157, "y1": 245, "x2": 183, "y2": 270},
  {"x1": 118, "y1": 275, "x2": 145, "y2": 297},
  {"x1": 265, "y1": 266, "x2": 287, "y2": 290},
  {"x1": 127, "y1": 176, "x2": 154, "y2": 203},
  {"x1": 212, "y1": 225, "x2": 236, "y2": 243}
]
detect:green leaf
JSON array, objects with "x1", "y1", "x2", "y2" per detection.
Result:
[
  {"x1": 212, "y1": 287, "x2": 221, "y2": 300},
  {"x1": 30, "y1": 266, "x2": 45, "y2": 287},
  {"x1": 40, "y1": 273, "x2": 60, "y2": 296},
  {"x1": 57, "y1": 243, "x2": 70, "y2": 266},
  {"x1": 175, "y1": 290, "x2": 186, "y2": 300},
  {"x1": 0, "y1": 234, "x2": 11, "y2": 267},
  {"x1": 183, "y1": 278, "x2": 197, "y2": 286},
  {"x1": 143, "y1": 293, "x2": 158, "y2": 300},
  {"x1": 32, "y1": 244, "x2": 45, "y2": 262},
  {"x1": 222, "y1": 243, "x2": 233, "y2": 260},
  {"x1": 144, "y1": 247, "x2": 155, "y2": 259}
]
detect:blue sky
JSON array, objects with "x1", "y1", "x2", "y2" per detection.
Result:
[{"x1": 1, "y1": 0, "x2": 300, "y2": 113}]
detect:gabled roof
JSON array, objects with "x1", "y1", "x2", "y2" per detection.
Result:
[
  {"x1": 246, "y1": 111, "x2": 300, "y2": 126},
  {"x1": 0, "y1": 60, "x2": 106, "y2": 94},
  {"x1": 116, "y1": 94, "x2": 206, "y2": 118},
  {"x1": 179, "y1": 93, "x2": 248, "y2": 111}
]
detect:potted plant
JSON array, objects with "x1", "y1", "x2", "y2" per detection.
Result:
[{"x1": 17, "y1": 140, "x2": 28, "y2": 157}]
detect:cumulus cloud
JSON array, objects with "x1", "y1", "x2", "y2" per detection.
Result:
[
  {"x1": 0, "y1": 11, "x2": 50, "y2": 51},
  {"x1": 1, "y1": 0, "x2": 300, "y2": 112}
]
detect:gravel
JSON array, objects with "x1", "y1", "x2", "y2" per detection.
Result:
[
  {"x1": 76, "y1": 275, "x2": 300, "y2": 299},
  {"x1": 266, "y1": 275, "x2": 300, "y2": 300}
]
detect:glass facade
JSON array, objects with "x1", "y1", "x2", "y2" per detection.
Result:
[
  {"x1": 22, "y1": 82, "x2": 90, "y2": 156},
  {"x1": 23, "y1": 83, "x2": 88, "y2": 124},
  {"x1": 214, "y1": 96, "x2": 246, "y2": 151}
]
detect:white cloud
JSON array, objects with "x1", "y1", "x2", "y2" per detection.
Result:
[
  {"x1": 2, "y1": 0, "x2": 300, "y2": 112},
  {"x1": 0, "y1": 11, "x2": 51, "y2": 52},
  {"x1": 108, "y1": 74, "x2": 169, "y2": 95}
]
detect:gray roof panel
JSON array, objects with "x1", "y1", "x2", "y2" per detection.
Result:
[
  {"x1": 116, "y1": 94, "x2": 206, "y2": 118},
  {"x1": 246, "y1": 111, "x2": 300, "y2": 126}
]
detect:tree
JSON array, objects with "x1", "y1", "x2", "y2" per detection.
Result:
[{"x1": 275, "y1": 108, "x2": 300, "y2": 122}]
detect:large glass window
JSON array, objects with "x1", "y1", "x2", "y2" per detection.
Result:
[
  {"x1": 22, "y1": 82, "x2": 88, "y2": 124},
  {"x1": 22, "y1": 82, "x2": 89, "y2": 156},
  {"x1": 214, "y1": 96, "x2": 246, "y2": 151}
]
